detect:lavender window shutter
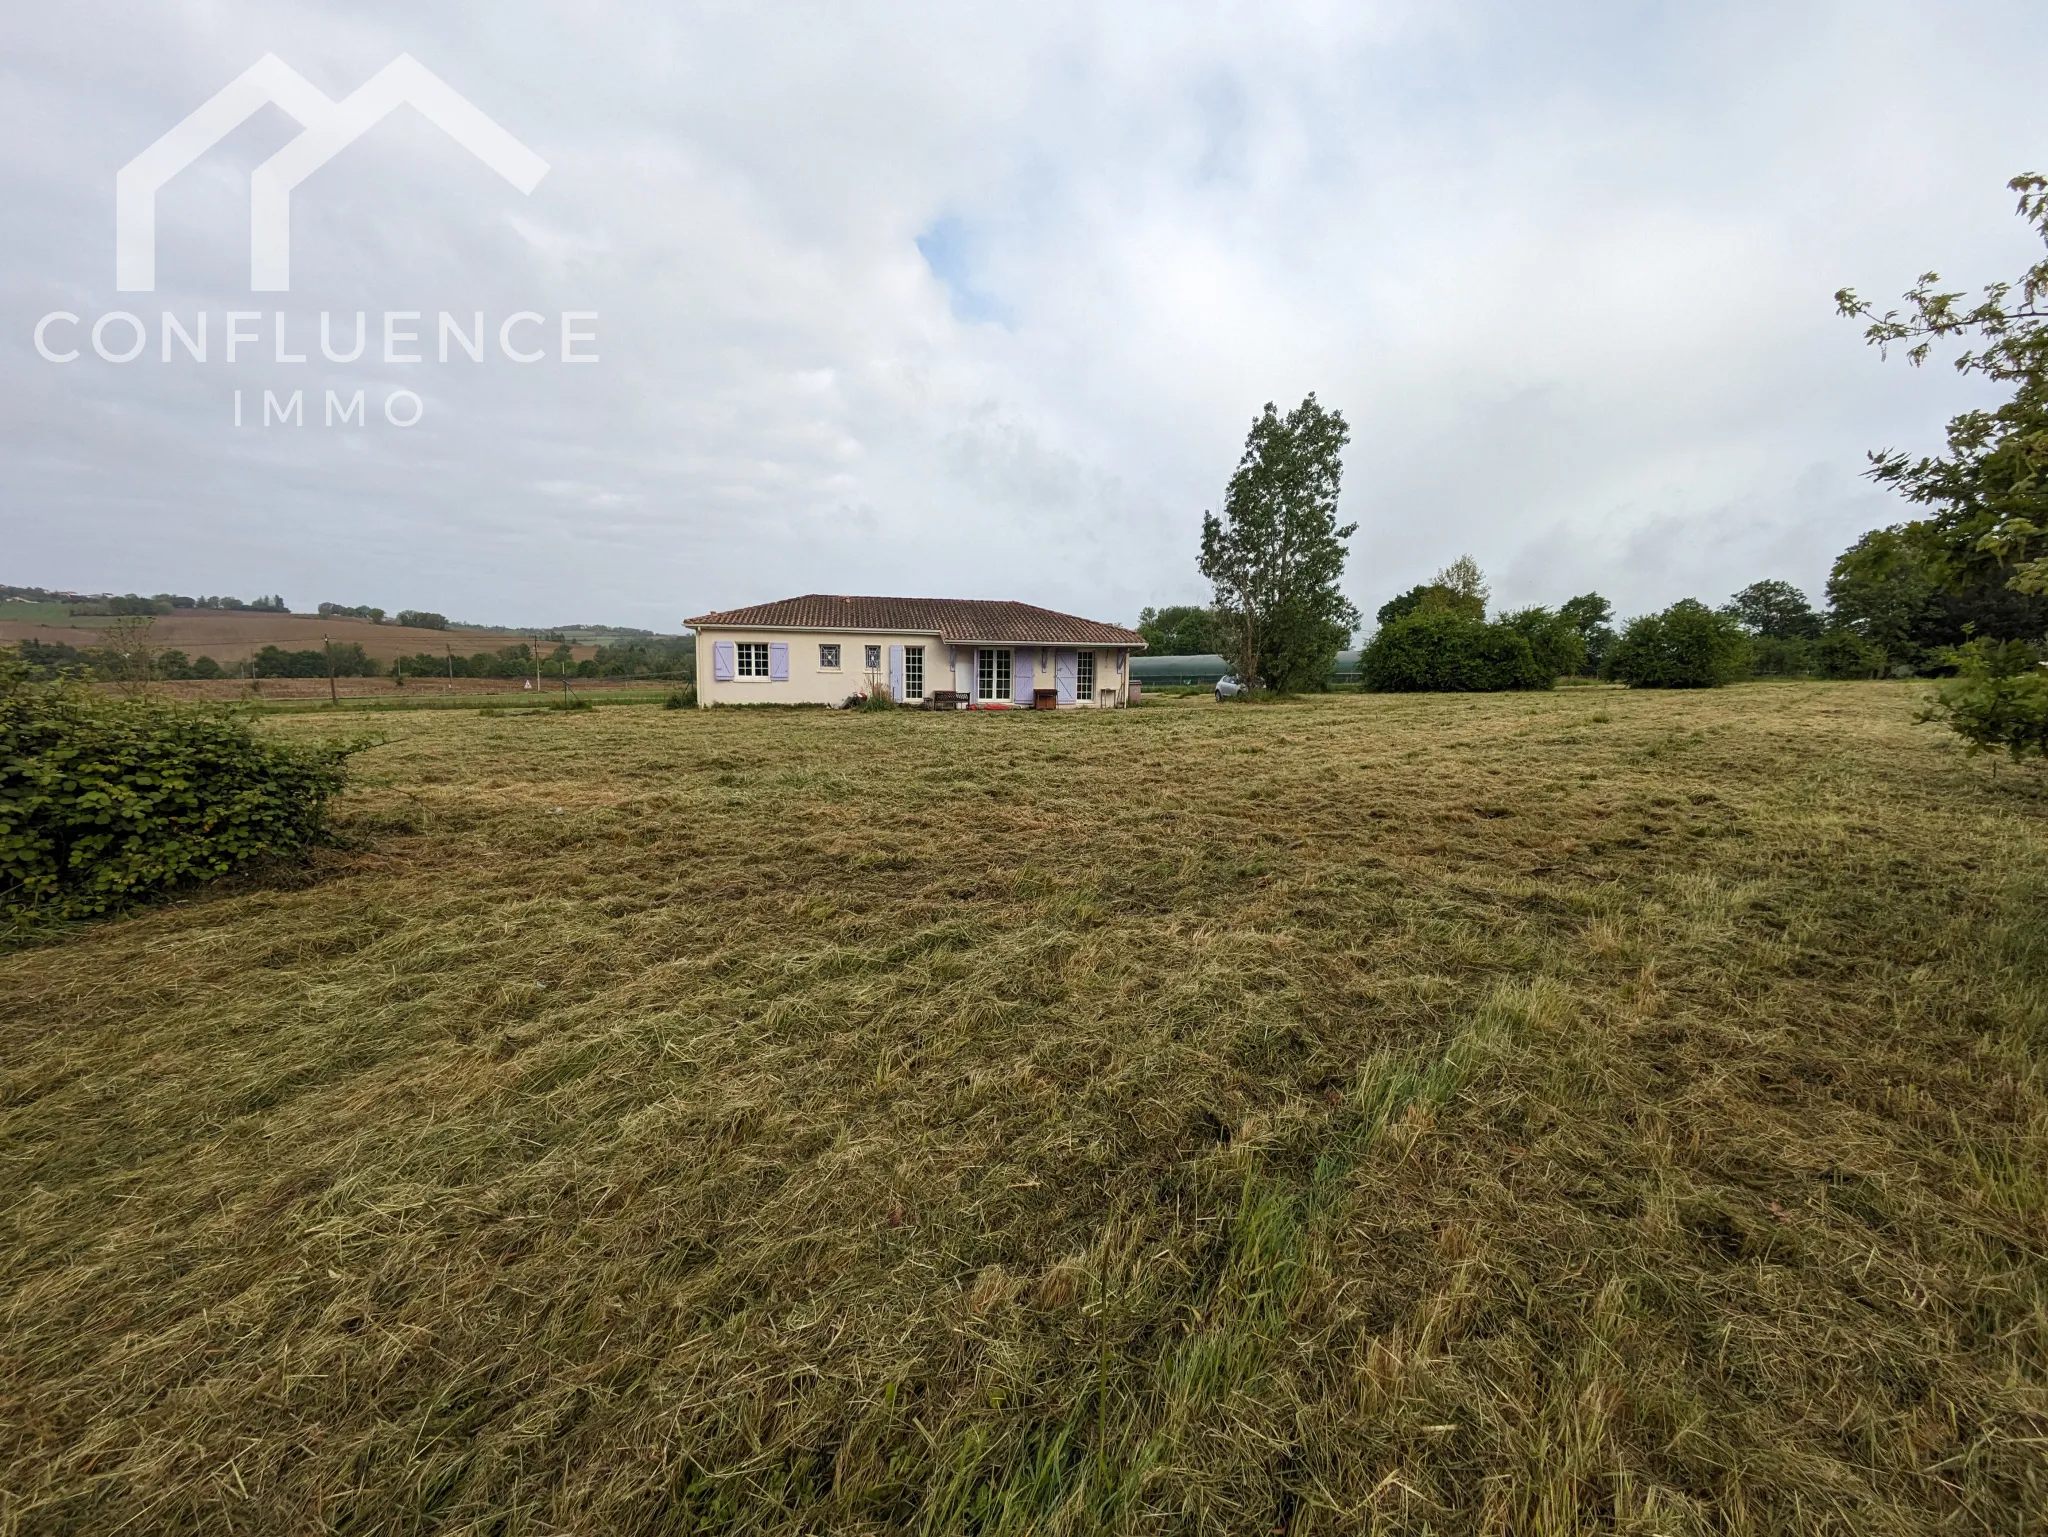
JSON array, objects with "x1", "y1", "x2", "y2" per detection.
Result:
[
  {"x1": 1013, "y1": 647, "x2": 1033, "y2": 705},
  {"x1": 768, "y1": 643, "x2": 789, "y2": 681},
  {"x1": 888, "y1": 645, "x2": 905, "y2": 699},
  {"x1": 712, "y1": 640, "x2": 735, "y2": 681},
  {"x1": 1055, "y1": 650, "x2": 1077, "y2": 703}
]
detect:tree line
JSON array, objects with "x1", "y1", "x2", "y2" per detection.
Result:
[
  {"x1": 0, "y1": 585, "x2": 289, "y2": 616},
  {"x1": 1161, "y1": 291, "x2": 2042, "y2": 704},
  {"x1": 387, "y1": 635, "x2": 696, "y2": 682},
  {"x1": 1159, "y1": 173, "x2": 2045, "y2": 757},
  {"x1": 316, "y1": 603, "x2": 449, "y2": 629},
  {"x1": 1148, "y1": 569, "x2": 1875, "y2": 699},
  {"x1": 12, "y1": 629, "x2": 697, "y2": 686}
]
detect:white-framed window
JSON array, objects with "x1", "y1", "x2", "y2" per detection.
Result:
[
  {"x1": 903, "y1": 646, "x2": 924, "y2": 699},
  {"x1": 1076, "y1": 651, "x2": 1095, "y2": 698},
  {"x1": 865, "y1": 644, "x2": 882, "y2": 669},
  {"x1": 819, "y1": 643, "x2": 841, "y2": 669},
  {"x1": 977, "y1": 647, "x2": 1012, "y2": 701},
  {"x1": 736, "y1": 642, "x2": 770, "y2": 678}
]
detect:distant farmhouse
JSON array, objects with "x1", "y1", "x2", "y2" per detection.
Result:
[{"x1": 685, "y1": 595, "x2": 1146, "y2": 708}]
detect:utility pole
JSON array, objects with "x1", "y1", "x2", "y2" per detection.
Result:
[
  {"x1": 324, "y1": 633, "x2": 338, "y2": 706},
  {"x1": 445, "y1": 643, "x2": 453, "y2": 693}
]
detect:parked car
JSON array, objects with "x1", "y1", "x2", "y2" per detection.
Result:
[{"x1": 1214, "y1": 674, "x2": 1248, "y2": 700}]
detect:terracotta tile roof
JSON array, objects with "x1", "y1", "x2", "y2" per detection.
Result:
[{"x1": 685, "y1": 595, "x2": 1147, "y2": 649}]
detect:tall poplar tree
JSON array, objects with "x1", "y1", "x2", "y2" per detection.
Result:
[{"x1": 1198, "y1": 395, "x2": 1359, "y2": 695}]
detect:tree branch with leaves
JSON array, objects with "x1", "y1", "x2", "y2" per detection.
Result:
[{"x1": 1836, "y1": 173, "x2": 2048, "y2": 599}]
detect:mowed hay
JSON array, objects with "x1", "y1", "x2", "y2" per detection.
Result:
[{"x1": 2, "y1": 685, "x2": 2044, "y2": 1535}]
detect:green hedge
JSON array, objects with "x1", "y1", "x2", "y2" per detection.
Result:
[
  {"x1": 2, "y1": 660, "x2": 357, "y2": 919},
  {"x1": 1360, "y1": 611, "x2": 1552, "y2": 692}
]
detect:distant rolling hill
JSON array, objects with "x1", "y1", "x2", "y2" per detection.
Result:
[{"x1": 0, "y1": 609, "x2": 598, "y2": 665}]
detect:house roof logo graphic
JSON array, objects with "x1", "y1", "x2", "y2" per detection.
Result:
[{"x1": 116, "y1": 54, "x2": 549, "y2": 293}]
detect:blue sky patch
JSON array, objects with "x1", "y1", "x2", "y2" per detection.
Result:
[{"x1": 917, "y1": 216, "x2": 1013, "y2": 326}]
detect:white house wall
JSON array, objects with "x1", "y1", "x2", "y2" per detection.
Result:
[{"x1": 693, "y1": 630, "x2": 1131, "y2": 709}]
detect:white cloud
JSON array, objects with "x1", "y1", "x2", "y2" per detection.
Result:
[{"x1": 4, "y1": 0, "x2": 2046, "y2": 628}]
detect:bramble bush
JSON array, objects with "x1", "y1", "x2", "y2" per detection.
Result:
[
  {"x1": 1360, "y1": 611, "x2": 1552, "y2": 692},
  {"x1": 1, "y1": 652, "x2": 358, "y2": 920}
]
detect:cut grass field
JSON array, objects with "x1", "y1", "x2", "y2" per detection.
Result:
[{"x1": 3, "y1": 685, "x2": 2045, "y2": 1534}]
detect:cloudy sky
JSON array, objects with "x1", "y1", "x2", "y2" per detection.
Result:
[{"x1": 5, "y1": 1, "x2": 2045, "y2": 632}]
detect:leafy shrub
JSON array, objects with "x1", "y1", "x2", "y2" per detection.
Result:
[
  {"x1": 1560, "y1": 592, "x2": 1616, "y2": 674},
  {"x1": 1360, "y1": 611, "x2": 1551, "y2": 692},
  {"x1": 1, "y1": 656, "x2": 357, "y2": 919},
  {"x1": 1917, "y1": 640, "x2": 2048, "y2": 761},
  {"x1": 849, "y1": 686, "x2": 898, "y2": 712},
  {"x1": 1377, "y1": 582, "x2": 1485, "y2": 625},
  {"x1": 663, "y1": 686, "x2": 697, "y2": 710},
  {"x1": 1604, "y1": 600, "x2": 1751, "y2": 688},
  {"x1": 1813, "y1": 627, "x2": 1886, "y2": 679},
  {"x1": 1749, "y1": 636, "x2": 1817, "y2": 677},
  {"x1": 1748, "y1": 627, "x2": 1884, "y2": 680},
  {"x1": 1496, "y1": 606, "x2": 1587, "y2": 679}
]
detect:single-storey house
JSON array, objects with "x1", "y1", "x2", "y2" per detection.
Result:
[{"x1": 685, "y1": 595, "x2": 1147, "y2": 708}]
